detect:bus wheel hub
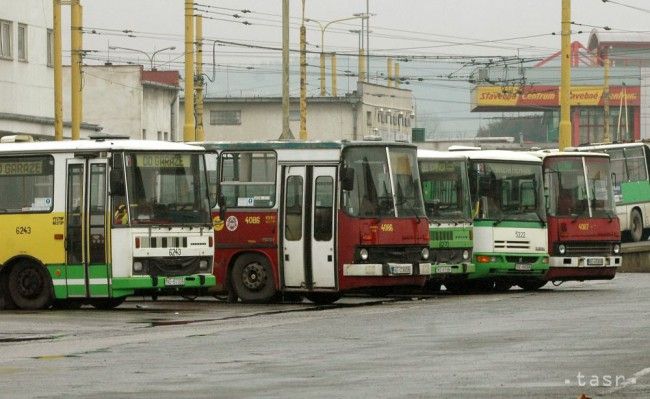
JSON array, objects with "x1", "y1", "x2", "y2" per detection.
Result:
[{"x1": 242, "y1": 263, "x2": 266, "y2": 291}]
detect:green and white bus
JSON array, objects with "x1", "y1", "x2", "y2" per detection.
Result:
[
  {"x1": 0, "y1": 137, "x2": 216, "y2": 310},
  {"x1": 572, "y1": 142, "x2": 650, "y2": 241},
  {"x1": 461, "y1": 150, "x2": 549, "y2": 291},
  {"x1": 417, "y1": 150, "x2": 474, "y2": 291}
]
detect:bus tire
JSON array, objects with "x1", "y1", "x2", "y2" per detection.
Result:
[
  {"x1": 517, "y1": 280, "x2": 547, "y2": 291},
  {"x1": 0, "y1": 272, "x2": 17, "y2": 310},
  {"x1": 231, "y1": 254, "x2": 276, "y2": 303},
  {"x1": 90, "y1": 297, "x2": 126, "y2": 310},
  {"x1": 493, "y1": 280, "x2": 512, "y2": 292},
  {"x1": 305, "y1": 292, "x2": 341, "y2": 305},
  {"x1": 8, "y1": 262, "x2": 53, "y2": 310},
  {"x1": 630, "y1": 209, "x2": 644, "y2": 242},
  {"x1": 443, "y1": 281, "x2": 468, "y2": 294}
]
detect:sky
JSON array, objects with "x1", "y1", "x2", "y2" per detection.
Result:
[{"x1": 59, "y1": 0, "x2": 650, "y2": 138}]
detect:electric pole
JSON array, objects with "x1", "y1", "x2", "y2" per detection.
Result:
[{"x1": 559, "y1": 0, "x2": 572, "y2": 150}]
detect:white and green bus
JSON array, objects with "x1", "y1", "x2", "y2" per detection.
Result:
[
  {"x1": 417, "y1": 150, "x2": 474, "y2": 292},
  {"x1": 0, "y1": 136, "x2": 215, "y2": 310},
  {"x1": 461, "y1": 150, "x2": 549, "y2": 291},
  {"x1": 572, "y1": 142, "x2": 650, "y2": 242}
]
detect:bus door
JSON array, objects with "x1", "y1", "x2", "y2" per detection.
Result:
[
  {"x1": 65, "y1": 159, "x2": 109, "y2": 298},
  {"x1": 282, "y1": 165, "x2": 336, "y2": 290}
]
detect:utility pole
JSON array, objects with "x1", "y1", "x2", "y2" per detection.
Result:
[
  {"x1": 299, "y1": 0, "x2": 307, "y2": 139},
  {"x1": 366, "y1": 0, "x2": 370, "y2": 82},
  {"x1": 183, "y1": 0, "x2": 195, "y2": 142},
  {"x1": 280, "y1": 0, "x2": 293, "y2": 139},
  {"x1": 195, "y1": 14, "x2": 205, "y2": 142},
  {"x1": 331, "y1": 52, "x2": 337, "y2": 96},
  {"x1": 387, "y1": 57, "x2": 393, "y2": 87},
  {"x1": 559, "y1": 0, "x2": 572, "y2": 150},
  {"x1": 70, "y1": 0, "x2": 82, "y2": 140},
  {"x1": 53, "y1": 0, "x2": 63, "y2": 140},
  {"x1": 395, "y1": 62, "x2": 400, "y2": 88},
  {"x1": 603, "y1": 58, "x2": 610, "y2": 143}
]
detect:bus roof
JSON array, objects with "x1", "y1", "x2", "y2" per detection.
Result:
[
  {"x1": 452, "y1": 150, "x2": 542, "y2": 163},
  {"x1": 0, "y1": 139, "x2": 205, "y2": 154},
  {"x1": 570, "y1": 142, "x2": 647, "y2": 151},
  {"x1": 195, "y1": 140, "x2": 416, "y2": 152},
  {"x1": 417, "y1": 149, "x2": 468, "y2": 161},
  {"x1": 529, "y1": 150, "x2": 609, "y2": 160}
]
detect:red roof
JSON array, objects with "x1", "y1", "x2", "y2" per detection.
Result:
[{"x1": 141, "y1": 70, "x2": 180, "y2": 87}]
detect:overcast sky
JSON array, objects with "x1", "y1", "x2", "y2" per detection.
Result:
[{"x1": 59, "y1": 0, "x2": 650, "y2": 137}]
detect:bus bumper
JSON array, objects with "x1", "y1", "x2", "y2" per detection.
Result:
[
  {"x1": 343, "y1": 263, "x2": 432, "y2": 277},
  {"x1": 547, "y1": 256, "x2": 620, "y2": 281}
]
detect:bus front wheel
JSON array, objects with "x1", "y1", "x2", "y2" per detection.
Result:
[
  {"x1": 517, "y1": 280, "x2": 547, "y2": 291},
  {"x1": 8, "y1": 262, "x2": 53, "y2": 310},
  {"x1": 231, "y1": 254, "x2": 277, "y2": 303},
  {"x1": 630, "y1": 209, "x2": 646, "y2": 242}
]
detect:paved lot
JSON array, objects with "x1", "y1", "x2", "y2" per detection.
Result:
[{"x1": 0, "y1": 274, "x2": 648, "y2": 398}]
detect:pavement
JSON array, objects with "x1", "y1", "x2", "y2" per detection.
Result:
[{"x1": 0, "y1": 273, "x2": 648, "y2": 398}]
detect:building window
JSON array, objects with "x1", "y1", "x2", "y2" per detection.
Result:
[
  {"x1": 47, "y1": 29, "x2": 53, "y2": 67},
  {"x1": 289, "y1": 109, "x2": 300, "y2": 121},
  {"x1": 157, "y1": 131, "x2": 162, "y2": 140},
  {"x1": 366, "y1": 111, "x2": 372, "y2": 126},
  {"x1": 17, "y1": 23, "x2": 27, "y2": 62},
  {"x1": 0, "y1": 20, "x2": 12, "y2": 59},
  {"x1": 163, "y1": 132, "x2": 169, "y2": 141},
  {"x1": 210, "y1": 110, "x2": 241, "y2": 125}
]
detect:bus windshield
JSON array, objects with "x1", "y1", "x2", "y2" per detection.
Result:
[
  {"x1": 419, "y1": 159, "x2": 471, "y2": 222},
  {"x1": 545, "y1": 156, "x2": 615, "y2": 218},
  {"x1": 124, "y1": 152, "x2": 210, "y2": 225},
  {"x1": 342, "y1": 146, "x2": 425, "y2": 218},
  {"x1": 470, "y1": 161, "x2": 544, "y2": 222}
]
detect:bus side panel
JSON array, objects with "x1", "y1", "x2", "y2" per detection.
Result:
[
  {"x1": 0, "y1": 213, "x2": 65, "y2": 266},
  {"x1": 212, "y1": 210, "x2": 279, "y2": 291}
]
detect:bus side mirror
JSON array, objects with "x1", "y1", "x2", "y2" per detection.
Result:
[
  {"x1": 611, "y1": 172, "x2": 617, "y2": 187},
  {"x1": 341, "y1": 167, "x2": 354, "y2": 191},
  {"x1": 110, "y1": 168, "x2": 125, "y2": 196}
]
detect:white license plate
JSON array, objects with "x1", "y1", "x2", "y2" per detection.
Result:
[
  {"x1": 586, "y1": 258, "x2": 605, "y2": 266},
  {"x1": 437, "y1": 266, "x2": 453, "y2": 274},
  {"x1": 389, "y1": 264, "x2": 412, "y2": 275},
  {"x1": 515, "y1": 263, "x2": 532, "y2": 271},
  {"x1": 166, "y1": 277, "x2": 186, "y2": 286}
]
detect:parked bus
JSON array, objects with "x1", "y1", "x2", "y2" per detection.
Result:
[
  {"x1": 0, "y1": 137, "x2": 215, "y2": 310},
  {"x1": 572, "y1": 142, "x2": 650, "y2": 242},
  {"x1": 417, "y1": 150, "x2": 474, "y2": 291},
  {"x1": 534, "y1": 150, "x2": 621, "y2": 282},
  {"x1": 199, "y1": 141, "x2": 431, "y2": 304},
  {"x1": 460, "y1": 150, "x2": 549, "y2": 291}
]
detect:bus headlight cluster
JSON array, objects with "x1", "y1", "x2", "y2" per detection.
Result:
[
  {"x1": 462, "y1": 250, "x2": 470, "y2": 260},
  {"x1": 133, "y1": 261, "x2": 143, "y2": 272},
  {"x1": 558, "y1": 244, "x2": 566, "y2": 255},
  {"x1": 613, "y1": 244, "x2": 621, "y2": 254},
  {"x1": 359, "y1": 248, "x2": 369, "y2": 261},
  {"x1": 199, "y1": 259, "x2": 209, "y2": 270},
  {"x1": 421, "y1": 248, "x2": 430, "y2": 260}
]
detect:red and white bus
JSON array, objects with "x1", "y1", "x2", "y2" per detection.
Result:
[
  {"x1": 199, "y1": 141, "x2": 431, "y2": 304},
  {"x1": 536, "y1": 151, "x2": 621, "y2": 282}
]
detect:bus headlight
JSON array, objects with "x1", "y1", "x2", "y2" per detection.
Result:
[
  {"x1": 613, "y1": 244, "x2": 621, "y2": 254},
  {"x1": 421, "y1": 248, "x2": 430, "y2": 260},
  {"x1": 199, "y1": 259, "x2": 209, "y2": 270},
  {"x1": 133, "y1": 261, "x2": 143, "y2": 272},
  {"x1": 558, "y1": 244, "x2": 566, "y2": 255},
  {"x1": 462, "y1": 250, "x2": 470, "y2": 260},
  {"x1": 360, "y1": 248, "x2": 369, "y2": 261}
]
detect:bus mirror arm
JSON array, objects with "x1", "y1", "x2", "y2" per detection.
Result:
[
  {"x1": 110, "y1": 169, "x2": 125, "y2": 196},
  {"x1": 340, "y1": 167, "x2": 354, "y2": 191},
  {"x1": 611, "y1": 172, "x2": 617, "y2": 188},
  {"x1": 218, "y1": 195, "x2": 226, "y2": 220}
]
